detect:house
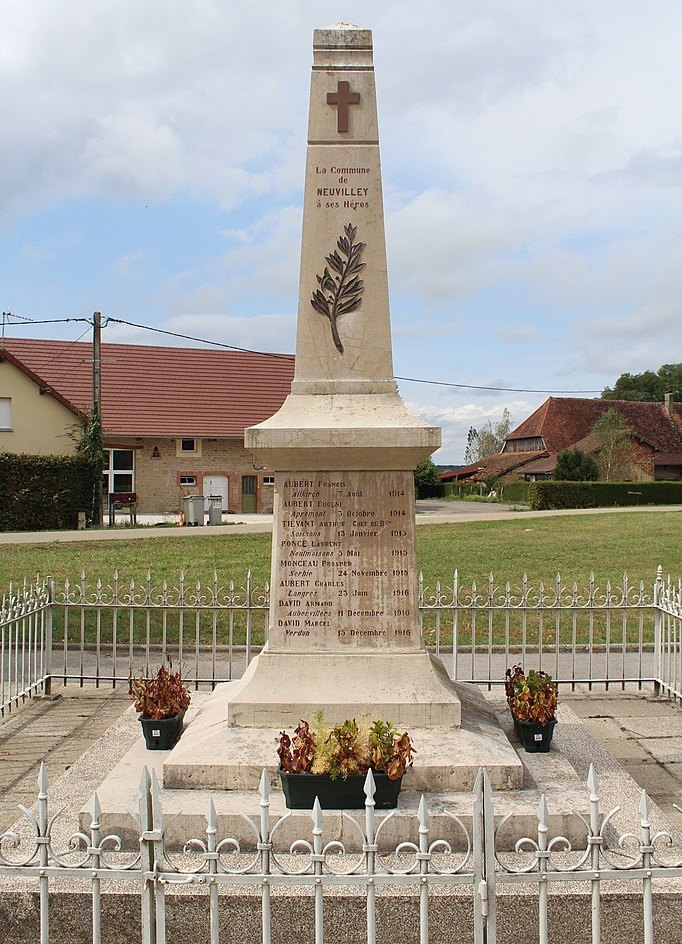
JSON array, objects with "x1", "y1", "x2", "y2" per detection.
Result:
[
  {"x1": 440, "y1": 396, "x2": 682, "y2": 484},
  {"x1": 0, "y1": 338, "x2": 294, "y2": 514}
]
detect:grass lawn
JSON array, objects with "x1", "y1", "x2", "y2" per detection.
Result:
[
  {"x1": 0, "y1": 511, "x2": 682, "y2": 645},
  {"x1": 1, "y1": 510, "x2": 678, "y2": 592}
]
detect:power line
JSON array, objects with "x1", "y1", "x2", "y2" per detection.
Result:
[
  {"x1": 1, "y1": 312, "x2": 92, "y2": 326},
  {"x1": 2, "y1": 311, "x2": 604, "y2": 395},
  {"x1": 106, "y1": 317, "x2": 295, "y2": 361},
  {"x1": 394, "y1": 375, "x2": 601, "y2": 394},
  {"x1": 34, "y1": 325, "x2": 93, "y2": 373}
]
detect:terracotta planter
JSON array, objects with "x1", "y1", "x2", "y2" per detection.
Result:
[
  {"x1": 514, "y1": 717, "x2": 557, "y2": 753},
  {"x1": 279, "y1": 768, "x2": 403, "y2": 810},
  {"x1": 139, "y1": 709, "x2": 186, "y2": 750}
]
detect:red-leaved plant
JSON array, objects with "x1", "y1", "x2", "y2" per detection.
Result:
[
  {"x1": 277, "y1": 713, "x2": 415, "y2": 782},
  {"x1": 504, "y1": 664, "x2": 557, "y2": 725},
  {"x1": 129, "y1": 665, "x2": 191, "y2": 720}
]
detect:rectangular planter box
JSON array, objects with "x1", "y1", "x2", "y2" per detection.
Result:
[
  {"x1": 515, "y1": 718, "x2": 557, "y2": 753},
  {"x1": 139, "y1": 710, "x2": 186, "y2": 750},
  {"x1": 279, "y1": 769, "x2": 403, "y2": 810}
]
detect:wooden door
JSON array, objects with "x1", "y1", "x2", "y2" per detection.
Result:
[{"x1": 241, "y1": 475, "x2": 257, "y2": 513}]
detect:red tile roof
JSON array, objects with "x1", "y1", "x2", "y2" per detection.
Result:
[
  {"x1": 506, "y1": 397, "x2": 682, "y2": 454},
  {"x1": 439, "y1": 450, "x2": 545, "y2": 482},
  {"x1": 2, "y1": 338, "x2": 294, "y2": 438}
]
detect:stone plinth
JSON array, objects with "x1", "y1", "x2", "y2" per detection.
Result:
[{"x1": 223, "y1": 651, "x2": 461, "y2": 728}]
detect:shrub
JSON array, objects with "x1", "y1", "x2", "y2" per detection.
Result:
[
  {"x1": 0, "y1": 453, "x2": 100, "y2": 532},
  {"x1": 528, "y1": 480, "x2": 682, "y2": 510},
  {"x1": 554, "y1": 448, "x2": 599, "y2": 481}
]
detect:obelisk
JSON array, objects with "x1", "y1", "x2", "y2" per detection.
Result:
[{"x1": 230, "y1": 24, "x2": 461, "y2": 728}]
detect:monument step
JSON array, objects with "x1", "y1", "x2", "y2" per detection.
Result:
[
  {"x1": 163, "y1": 678, "x2": 516, "y2": 792},
  {"x1": 79, "y1": 695, "x2": 597, "y2": 853}
]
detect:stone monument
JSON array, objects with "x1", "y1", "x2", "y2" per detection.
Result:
[{"x1": 224, "y1": 23, "x2": 462, "y2": 729}]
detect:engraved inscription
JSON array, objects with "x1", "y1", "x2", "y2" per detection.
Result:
[
  {"x1": 315, "y1": 165, "x2": 372, "y2": 211},
  {"x1": 270, "y1": 471, "x2": 419, "y2": 650}
]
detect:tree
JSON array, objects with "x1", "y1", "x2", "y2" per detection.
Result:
[
  {"x1": 553, "y1": 448, "x2": 599, "y2": 481},
  {"x1": 463, "y1": 426, "x2": 479, "y2": 465},
  {"x1": 413, "y1": 457, "x2": 440, "y2": 497},
  {"x1": 591, "y1": 409, "x2": 635, "y2": 481},
  {"x1": 469, "y1": 408, "x2": 512, "y2": 461},
  {"x1": 601, "y1": 363, "x2": 682, "y2": 402}
]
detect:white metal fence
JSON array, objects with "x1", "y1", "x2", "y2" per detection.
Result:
[
  {"x1": 0, "y1": 579, "x2": 52, "y2": 714},
  {"x1": 2, "y1": 567, "x2": 681, "y2": 715},
  {"x1": 1, "y1": 762, "x2": 680, "y2": 944}
]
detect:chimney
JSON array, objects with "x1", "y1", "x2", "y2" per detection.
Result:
[{"x1": 664, "y1": 392, "x2": 673, "y2": 415}]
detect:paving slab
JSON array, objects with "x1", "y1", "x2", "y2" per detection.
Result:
[
  {"x1": 0, "y1": 688, "x2": 130, "y2": 833},
  {"x1": 619, "y1": 716, "x2": 682, "y2": 738},
  {"x1": 639, "y1": 736, "x2": 682, "y2": 764},
  {"x1": 567, "y1": 697, "x2": 676, "y2": 718}
]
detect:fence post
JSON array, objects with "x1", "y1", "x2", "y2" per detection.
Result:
[
  {"x1": 653, "y1": 565, "x2": 663, "y2": 696},
  {"x1": 44, "y1": 576, "x2": 54, "y2": 696},
  {"x1": 139, "y1": 767, "x2": 158, "y2": 944}
]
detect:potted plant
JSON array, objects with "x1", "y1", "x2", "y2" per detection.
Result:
[
  {"x1": 276, "y1": 713, "x2": 415, "y2": 810},
  {"x1": 129, "y1": 665, "x2": 191, "y2": 750},
  {"x1": 504, "y1": 664, "x2": 558, "y2": 753}
]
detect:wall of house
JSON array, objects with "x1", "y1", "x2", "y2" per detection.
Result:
[
  {"x1": 0, "y1": 359, "x2": 78, "y2": 456},
  {"x1": 628, "y1": 441, "x2": 654, "y2": 480},
  {"x1": 110, "y1": 437, "x2": 275, "y2": 514}
]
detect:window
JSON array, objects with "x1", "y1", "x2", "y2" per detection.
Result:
[
  {"x1": 102, "y1": 449, "x2": 135, "y2": 507},
  {"x1": 179, "y1": 475, "x2": 197, "y2": 486},
  {"x1": 176, "y1": 438, "x2": 201, "y2": 457},
  {"x1": 262, "y1": 475, "x2": 275, "y2": 485},
  {"x1": 0, "y1": 397, "x2": 11, "y2": 430}
]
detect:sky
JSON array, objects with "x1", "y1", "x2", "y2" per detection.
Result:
[{"x1": 1, "y1": 1, "x2": 681, "y2": 463}]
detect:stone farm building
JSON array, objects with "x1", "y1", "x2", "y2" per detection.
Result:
[
  {"x1": 441, "y1": 396, "x2": 682, "y2": 485},
  {"x1": 0, "y1": 338, "x2": 294, "y2": 515}
]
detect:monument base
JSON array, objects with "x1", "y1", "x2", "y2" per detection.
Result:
[
  {"x1": 163, "y1": 679, "x2": 517, "y2": 793},
  {"x1": 220, "y1": 647, "x2": 461, "y2": 728}
]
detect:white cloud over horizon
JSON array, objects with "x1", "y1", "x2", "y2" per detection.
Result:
[{"x1": 1, "y1": 1, "x2": 681, "y2": 461}]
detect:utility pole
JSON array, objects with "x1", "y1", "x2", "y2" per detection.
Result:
[
  {"x1": 92, "y1": 312, "x2": 103, "y2": 525},
  {"x1": 93, "y1": 311, "x2": 102, "y2": 413}
]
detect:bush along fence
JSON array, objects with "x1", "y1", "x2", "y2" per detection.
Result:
[
  {"x1": 0, "y1": 762, "x2": 681, "y2": 944},
  {"x1": 1, "y1": 567, "x2": 680, "y2": 714}
]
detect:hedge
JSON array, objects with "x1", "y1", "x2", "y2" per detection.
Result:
[
  {"x1": 0, "y1": 453, "x2": 99, "y2": 532},
  {"x1": 528, "y1": 480, "x2": 682, "y2": 511}
]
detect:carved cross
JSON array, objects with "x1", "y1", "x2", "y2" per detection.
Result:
[{"x1": 327, "y1": 81, "x2": 360, "y2": 133}]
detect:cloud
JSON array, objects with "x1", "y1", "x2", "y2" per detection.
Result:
[
  {"x1": 83, "y1": 105, "x2": 186, "y2": 197},
  {"x1": 105, "y1": 312, "x2": 295, "y2": 353},
  {"x1": 404, "y1": 397, "x2": 535, "y2": 462}
]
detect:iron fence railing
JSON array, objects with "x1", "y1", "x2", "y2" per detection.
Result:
[
  {"x1": 1, "y1": 762, "x2": 680, "y2": 944},
  {"x1": 0, "y1": 579, "x2": 52, "y2": 715},
  {"x1": 1, "y1": 567, "x2": 680, "y2": 712},
  {"x1": 655, "y1": 573, "x2": 682, "y2": 700}
]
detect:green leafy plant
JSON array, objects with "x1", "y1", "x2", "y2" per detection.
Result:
[
  {"x1": 277, "y1": 712, "x2": 415, "y2": 781},
  {"x1": 504, "y1": 664, "x2": 557, "y2": 724},
  {"x1": 310, "y1": 222, "x2": 366, "y2": 353},
  {"x1": 129, "y1": 665, "x2": 191, "y2": 720}
]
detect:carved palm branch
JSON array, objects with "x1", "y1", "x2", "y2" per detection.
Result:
[{"x1": 310, "y1": 223, "x2": 366, "y2": 353}]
